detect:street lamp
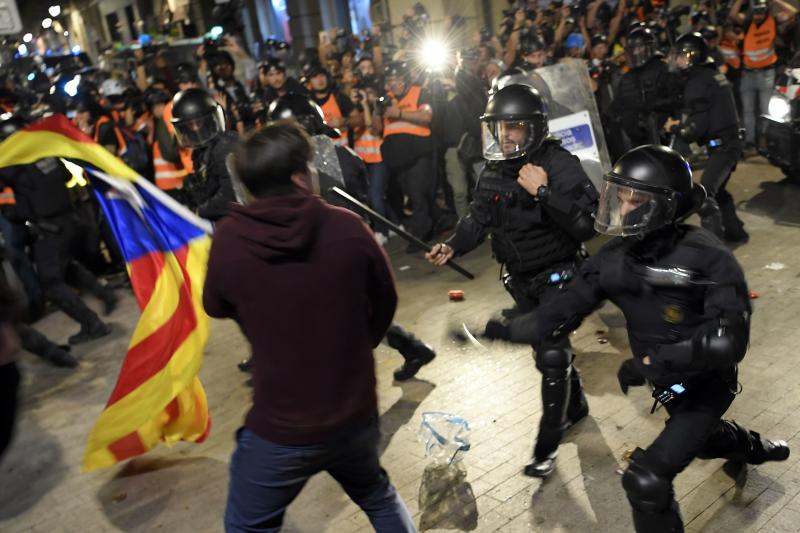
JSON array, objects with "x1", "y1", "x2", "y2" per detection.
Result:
[
  {"x1": 23, "y1": 33, "x2": 32, "y2": 43},
  {"x1": 48, "y1": 5, "x2": 61, "y2": 18},
  {"x1": 42, "y1": 18, "x2": 53, "y2": 29}
]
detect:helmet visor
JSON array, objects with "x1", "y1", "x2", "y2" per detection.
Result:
[
  {"x1": 481, "y1": 118, "x2": 536, "y2": 160},
  {"x1": 626, "y1": 43, "x2": 652, "y2": 68},
  {"x1": 173, "y1": 106, "x2": 226, "y2": 148},
  {"x1": 594, "y1": 180, "x2": 677, "y2": 237}
]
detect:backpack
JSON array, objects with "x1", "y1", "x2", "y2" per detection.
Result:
[{"x1": 116, "y1": 125, "x2": 150, "y2": 175}]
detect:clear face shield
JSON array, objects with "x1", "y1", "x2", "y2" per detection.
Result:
[
  {"x1": 626, "y1": 43, "x2": 653, "y2": 69},
  {"x1": 481, "y1": 118, "x2": 536, "y2": 161},
  {"x1": 594, "y1": 180, "x2": 677, "y2": 237},
  {"x1": 172, "y1": 105, "x2": 226, "y2": 148}
]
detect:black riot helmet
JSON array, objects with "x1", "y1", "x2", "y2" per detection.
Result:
[
  {"x1": 170, "y1": 88, "x2": 226, "y2": 148},
  {"x1": 267, "y1": 92, "x2": 339, "y2": 138},
  {"x1": 520, "y1": 34, "x2": 547, "y2": 55},
  {"x1": 595, "y1": 145, "x2": 706, "y2": 237},
  {"x1": 625, "y1": 27, "x2": 659, "y2": 69},
  {"x1": 0, "y1": 114, "x2": 26, "y2": 141},
  {"x1": 674, "y1": 32, "x2": 710, "y2": 69},
  {"x1": 480, "y1": 84, "x2": 548, "y2": 161},
  {"x1": 383, "y1": 61, "x2": 410, "y2": 80}
]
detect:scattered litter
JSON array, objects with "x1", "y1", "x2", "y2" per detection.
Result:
[
  {"x1": 616, "y1": 469, "x2": 625, "y2": 476},
  {"x1": 398, "y1": 265, "x2": 411, "y2": 271},
  {"x1": 448, "y1": 290, "x2": 464, "y2": 301},
  {"x1": 622, "y1": 449, "x2": 635, "y2": 463},
  {"x1": 749, "y1": 291, "x2": 760, "y2": 299},
  {"x1": 764, "y1": 262, "x2": 786, "y2": 271},
  {"x1": 112, "y1": 493, "x2": 127, "y2": 503},
  {"x1": 597, "y1": 337, "x2": 609, "y2": 344},
  {"x1": 420, "y1": 412, "x2": 471, "y2": 465}
]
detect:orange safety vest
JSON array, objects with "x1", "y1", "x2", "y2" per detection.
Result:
[
  {"x1": 353, "y1": 128, "x2": 383, "y2": 164},
  {"x1": 320, "y1": 93, "x2": 349, "y2": 146},
  {"x1": 383, "y1": 86, "x2": 431, "y2": 138},
  {"x1": 163, "y1": 101, "x2": 194, "y2": 174},
  {"x1": 0, "y1": 186, "x2": 15, "y2": 205},
  {"x1": 743, "y1": 15, "x2": 777, "y2": 69},
  {"x1": 153, "y1": 140, "x2": 187, "y2": 191},
  {"x1": 94, "y1": 115, "x2": 127, "y2": 157},
  {"x1": 720, "y1": 39, "x2": 742, "y2": 71}
]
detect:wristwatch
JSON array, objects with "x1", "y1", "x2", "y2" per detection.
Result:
[{"x1": 537, "y1": 184, "x2": 550, "y2": 201}]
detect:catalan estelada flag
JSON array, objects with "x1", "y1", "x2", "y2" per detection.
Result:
[{"x1": 0, "y1": 114, "x2": 213, "y2": 471}]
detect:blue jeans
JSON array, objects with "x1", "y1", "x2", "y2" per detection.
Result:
[
  {"x1": 740, "y1": 67, "x2": 775, "y2": 145},
  {"x1": 366, "y1": 162, "x2": 398, "y2": 235},
  {"x1": 224, "y1": 418, "x2": 416, "y2": 533}
]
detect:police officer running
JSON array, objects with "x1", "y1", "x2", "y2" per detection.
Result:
[
  {"x1": 490, "y1": 145, "x2": 789, "y2": 532},
  {"x1": 426, "y1": 84, "x2": 598, "y2": 477},
  {"x1": 170, "y1": 88, "x2": 238, "y2": 222},
  {"x1": 665, "y1": 33, "x2": 749, "y2": 244}
]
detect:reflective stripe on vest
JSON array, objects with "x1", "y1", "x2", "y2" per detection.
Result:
[
  {"x1": 743, "y1": 15, "x2": 777, "y2": 69},
  {"x1": 720, "y1": 41, "x2": 742, "y2": 70},
  {"x1": 383, "y1": 86, "x2": 431, "y2": 137},
  {"x1": 153, "y1": 141, "x2": 186, "y2": 190},
  {"x1": 0, "y1": 186, "x2": 15, "y2": 205},
  {"x1": 320, "y1": 94, "x2": 349, "y2": 146},
  {"x1": 94, "y1": 115, "x2": 127, "y2": 157},
  {"x1": 353, "y1": 130, "x2": 383, "y2": 163}
]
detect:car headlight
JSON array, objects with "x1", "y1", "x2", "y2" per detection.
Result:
[{"x1": 767, "y1": 94, "x2": 792, "y2": 122}]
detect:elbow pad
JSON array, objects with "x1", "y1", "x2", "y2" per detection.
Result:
[{"x1": 696, "y1": 313, "x2": 749, "y2": 368}]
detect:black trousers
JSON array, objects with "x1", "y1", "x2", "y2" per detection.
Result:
[
  {"x1": 507, "y1": 272, "x2": 586, "y2": 460},
  {"x1": 625, "y1": 373, "x2": 767, "y2": 532},
  {"x1": 0, "y1": 361, "x2": 20, "y2": 460},
  {"x1": 700, "y1": 145, "x2": 745, "y2": 238},
  {"x1": 394, "y1": 155, "x2": 437, "y2": 240}
]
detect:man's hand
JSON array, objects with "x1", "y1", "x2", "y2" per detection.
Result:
[
  {"x1": 517, "y1": 164, "x2": 549, "y2": 196},
  {"x1": 384, "y1": 106, "x2": 402, "y2": 119},
  {"x1": 617, "y1": 358, "x2": 646, "y2": 394},
  {"x1": 425, "y1": 243, "x2": 454, "y2": 266},
  {"x1": 663, "y1": 117, "x2": 680, "y2": 132}
]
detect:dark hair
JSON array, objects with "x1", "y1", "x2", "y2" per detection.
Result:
[{"x1": 233, "y1": 120, "x2": 312, "y2": 197}]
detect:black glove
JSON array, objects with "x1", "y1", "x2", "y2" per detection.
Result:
[
  {"x1": 617, "y1": 358, "x2": 646, "y2": 395},
  {"x1": 483, "y1": 319, "x2": 511, "y2": 340}
]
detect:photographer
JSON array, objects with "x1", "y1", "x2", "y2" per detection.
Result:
[
  {"x1": 205, "y1": 51, "x2": 252, "y2": 135},
  {"x1": 254, "y1": 58, "x2": 305, "y2": 110},
  {"x1": 303, "y1": 62, "x2": 357, "y2": 147}
]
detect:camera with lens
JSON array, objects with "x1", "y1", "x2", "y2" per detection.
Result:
[{"x1": 375, "y1": 94, "x2": 393, "y2": 115}]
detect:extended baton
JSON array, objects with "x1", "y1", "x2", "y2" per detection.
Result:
[{"x1": 329, "y1": 186, "x2": 475, "y2": 280}]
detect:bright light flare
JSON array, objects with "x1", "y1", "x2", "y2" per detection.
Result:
[
  {"x1": 420, "y1": 38, "x2": 449, "y2": 72},
  {"x1": 49, "y1": 5, "x2": 61, "y2": 17},
  {"x1": 768, "y1": 94, "x2": 791, "y2": 122},
  {"x1": 17, "y1": 44, "x2": 28, "y2": 55},
  {"x1": 23, "y1": 33, "x2": 33, "y2": 43},
  {"x1": 64, "y1": 75, "x2": 81, "y2": 97},
  {"x1": 42, "y1": 18, "x2": 53, "y2": 29}
]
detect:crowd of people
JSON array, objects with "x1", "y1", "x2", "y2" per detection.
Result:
[{"x1": 1, "y1": 0, "x2": 800, "y2": 531}]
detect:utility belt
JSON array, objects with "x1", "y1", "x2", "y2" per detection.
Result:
[
  {"x1": 503, "y1": 254, "x2": 584, "y2": 305},
  {"x1": 706, "y1": 129, "x2": 744, "y2": 151},
  {"x1": 648, "y1": 365, "x2": 738, "y2": 413}
]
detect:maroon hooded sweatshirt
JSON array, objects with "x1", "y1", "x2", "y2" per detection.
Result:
[{"x1": 203, "y1": 191, "x2": 397, "y2": 445}]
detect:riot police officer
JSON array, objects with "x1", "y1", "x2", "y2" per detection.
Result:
[
  {"x1": 613, "y1": 26, "x2": 682, "y2": 147},
  {"x1": 237, "y1": 93, "x2": 435, "y2": 381},
  {"x1": 489, "y1": 145, "x2": 789, "y2": 531},
  {"x1": 666, "y1": 32, "x2": 748, "y2": 243},
  {"x1": 0, "y1": 116, "x2": 116, "y2": 346},
  {"x1": 170, "y1": 88, "x2": 237, "y2": 221},
  {"x1": 426, "y1": 84, "x2": 598, "y2": 476}
]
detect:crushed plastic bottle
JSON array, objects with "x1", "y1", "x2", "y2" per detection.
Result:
[{"x1": 419, "y1": 412, "x2": 471, "y2": 465}]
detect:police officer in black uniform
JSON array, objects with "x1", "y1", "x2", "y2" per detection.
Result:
[
  {"x1": 613, "y1": 26, "x2": 682, "y2": 148},
  {"x1": 227, "y1": 93, "x2": 436, "y2": 381},
  {"x1": 666, "y1": 32, "x2": 748, "y2": 243},
  {"x1": 488, "y1": 145, "x2": 789, "y2": 531},
  {"x1": 170, "y1": 88, "x2": 237, "y2": 222},
  {"x1": 427, "y1": 84, "x2": 598, "y2": 476},
  {"x1": 0, "y1": 116, "x2": 116, "y2": 346}
]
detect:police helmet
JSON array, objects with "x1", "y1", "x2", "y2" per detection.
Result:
[
  {"x1": 259, "y1": 57, "x2": 286, "y2": 74},
  {"x1": 301, "y1": 62, "x2": 328, "y2": 84},
  {"x1": 594, "y1": 145, "x2": 706, "y2": 237},
  {"x1": 383, "y1": 61, "x2": 410, "y2": 80},
  {"x1": 480, "y1": 84, "x2": 548, "y2": 161},
  {"x1": 170, "y1": 88, "x2": 226, "y2": 148},
  {"x1": 625, "y1": 27, "x2": 659, "y2": 69},
  {"x1": 752, "y1": 0, "x2": 768, "y2": 14},
  {"x1": 0, "y1": 115, "x2": 26, "y2": 141},
  {"x1": 674, "y1": 32, "x2": 710, "y2": 68},
  {"x1": 267, "y1": 92, "x2": 339, "y2": 138},
  {"x1": 520, "y1": 34, "x2": 547, "y2": 55}
]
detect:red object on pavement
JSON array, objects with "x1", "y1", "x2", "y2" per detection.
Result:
[
  {"x1": 749, "y1": 291, "x2": 760, "y2": 299},
  {"x1": 448, "y1": 290, "x2": 464, "y2": 301}
]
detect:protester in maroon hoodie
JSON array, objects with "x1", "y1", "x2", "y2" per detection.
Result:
[{"x1": 203, "y1": 120, "x2": 416, "y2": 533}]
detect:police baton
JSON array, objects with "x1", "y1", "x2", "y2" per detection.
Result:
[{"x1": 329, "y1": 186, "x2": 475, "y2": 280}]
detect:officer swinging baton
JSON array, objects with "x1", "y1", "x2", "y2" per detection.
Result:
[{"x1": 329, "y1": 186, "x2": 475, "y2": 280}]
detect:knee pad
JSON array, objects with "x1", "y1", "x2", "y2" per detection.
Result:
[
  {"x1": 535, "y1": 346, "x2": 573, "y2": 378},
  {"x1": 622, "y1": 460, "x2": 673, "y2": 515}
]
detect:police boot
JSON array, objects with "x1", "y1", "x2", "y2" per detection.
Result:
[
  {"x1": 717, "y1": 191, "x2": 749, "y2": 244},
  {"x1": 748, "y1": 433, "x2": 790, "y2": 464},
  {"x1": 41, "y1": 344, "x2": 78, "y2": 368},
  {"x1": 698, "y1": 197, "x2": 725, "y2": 240},
  {"x1": 387, "y1": 324, "x2": 436, "y2": 381},
  {"x1": 68, "y1": 318, "x2": 111, "y2": 345},
  {"x1": 100, "y1": 290, "x2": 118, "y2": 316},
  {"x1": 17, "y1": 323, "x2": 78, "y2": 368}
]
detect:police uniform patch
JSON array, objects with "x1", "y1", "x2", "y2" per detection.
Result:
[{"x1": 662, "y1": 304, "x2": 684, "y2": 324}]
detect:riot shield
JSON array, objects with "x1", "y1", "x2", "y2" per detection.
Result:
[
  {"x1": 499, "y1": 62, "x2": 611, "y2": 190},
  {"x1": 226, "y1": 153, "x2": 253, "y2": 205}
]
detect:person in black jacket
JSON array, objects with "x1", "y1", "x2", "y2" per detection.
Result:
[
  {"x1": 170, "y1": 88, "x2": 237, "y2": 222},
  {"x1": 665, "y1": 32, "x2": 748, "y2": 244},
  {"x1": 427, "y1": 84, "x2": 598, "y2": 477},
  {"x1": 486, "y1": 145, "x2": 789, "y2": 532}
]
